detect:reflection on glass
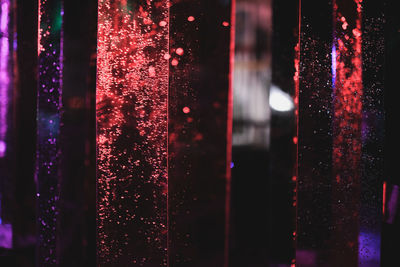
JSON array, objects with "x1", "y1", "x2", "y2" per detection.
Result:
[
  {"x1": 230, "y1": 0, "x2": 274, "y2": 266},
  {"x1": 233, "y1": 0, "x2": 271, "y2": 149}
]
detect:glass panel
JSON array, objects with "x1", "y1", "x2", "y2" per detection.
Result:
[
  {"x1": 36, "y1": 0, "x2": 63, "y2": 265},
  {"x1": 296, "y1": 0, "x2": 384, "y2": 266},
  {"x1": 58, "y1": 0, "x2": 97, "y2": 265},
  {"x1": 168, "y1": 0, "x2": 233, "y2": 266},
  {"x1": 0, "y1": 0, "x2": 14, "y2": 251},
  {"x1": 382, "y1": 1, "x2": 400, "y2": 266},
  {"x1": 13, "y1": 0, "x2": 38, "y2": 265},
  {"x1": 230, "y1": 0, "x2": 298, "y2": 265},
  {"x1": 96, "y1": 1, "x2": 169, "y2": 266},
  {"x1": 230, "y1": 0, "x2": 272, "y2": 266}
]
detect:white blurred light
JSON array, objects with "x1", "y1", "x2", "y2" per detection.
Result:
[{"x1": 269, "y1": 85, "x2": 294, "y2": 112}]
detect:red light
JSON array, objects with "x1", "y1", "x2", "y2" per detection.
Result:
[
  {"x1": 332, "y1": 0, "x2": 363, "y2": 194},
  {"x1": 171, "y1": 58, "x2": 179, "y2": 66},
  {"x1": 176, "y1": 47, "x2": 184, "y2": 56},
  {"x1": 187, "y1": 16, "x2": 195, "y2": 22},
  {"x1": 222, "y1": 21, "x2": 229, "y2": 27},
  {"x1": 383, "y1": 181, "x2": 387, "y2": 216},
  {"x1": 182, "y1": 106, "x2": 190, "y2": 114},
  {"x1": 96, "y1": 0, "x2": 169, "y2": 265},
  {"x1": 148, "y1": 66, "x2": 156, "y2": 77}
]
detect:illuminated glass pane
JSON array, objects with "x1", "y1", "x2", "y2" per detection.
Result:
[
  {"x1": 296, "y1": 1, "x2": 384, "y2": 266},
  {"x1": 36, "y1": 0, "x2": 63, "y2": 265},
  {"x1": 96, "y1": 1, "x2": 169, "y2": 265}
]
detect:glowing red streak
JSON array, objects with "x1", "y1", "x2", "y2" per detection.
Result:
[
  {"x1": 383, "y1": 181, "x2": 386, "y2": 216},
  {"x1": 37, "y1": 0, "x2": 41, "y2": 56},
  {"x1": 331, "y1": 0, "x2": 363, "y2": 263},
  {"x1": 293, "y1": 1, "x2": 301, "y2": 265},
  {"x1": 225, "y1": 0, "x2": 235, "y2": 266},
  {"x1": 332, "y1": 0, "x2": 363, "y2": 185}
]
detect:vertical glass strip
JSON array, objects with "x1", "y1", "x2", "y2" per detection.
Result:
[
  {"x1": 359, "y1": 0, "x2": 384, "y2": 265},
  {"x1": 96, "y1": 1, "x2": 169, "y2": 266},
  {"x1": 297, "y1": 0, "x2": 384, "y2": 266},
  {"x1": 168, "y1": 0, "x2": 233, "y2": 266},
  {"x1": 36, "y1": 0, "x2": 63, "y2": 265},
  {"x1": 0, "y1": 0, "x2": 13, "y2": 249},
  {"x1": 229, "y1": 0, "x2": 273, "y2": 265},
  {"x1": 14, "y1": 0, "x2": 37, "y2": 264},
  {"x1": 297, "y1": 1, "x2": 333, "y2": 265},
  {"x1": 331, "y1": 0, "x2": 363, "y2": 264}
]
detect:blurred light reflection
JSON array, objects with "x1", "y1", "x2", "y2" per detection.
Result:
[{"x1": 269, "y1": 85, "x2": 294, "y2": 112}]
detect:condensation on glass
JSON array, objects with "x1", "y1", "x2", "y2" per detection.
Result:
[
  {"x1": 296, "y1": 0, "x2": 384, "y2": 266},
  {"x1": 36, "y1": 0, "x2": 63, "y2": 265},
  {"x1": 96, "y1": 0, "x2": 169, "y2": 266}
]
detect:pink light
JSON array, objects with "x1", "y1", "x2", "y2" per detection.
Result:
[
  {"x1": 175, "y1": 47, "x2": 184, "y2": 56},
  {"x1": 171, "y1": 58, "x2": 178, "y2": 66},
  {"x1": 182, "y1": 106, "x2": 190, "y2": 114},
  {"x1": 0, "y1": 2, "x2": 8, "y2": 32},
  {"x1": 225, "y1": 0, "x2": 235, "y2": 266},
  {"x1": 0, "y1": 0, "x2": 9, "y2": 159},
  {"x1": 0, "y1": 140, "x2": 5, "y2": 157}
]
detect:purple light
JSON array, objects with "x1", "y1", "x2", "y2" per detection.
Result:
[
  {"x1": 0, "y1": 140, "x2": 5, "y2": 157},
  {"x1": 331, "y1": 44, "x2": 336, "y2": 89},
  {"x1": 0, "y1": 2, "x2": 8, "y2": 32},
  {"x1": 0, "y1": 223, "x2": 12, "y2": 249},
  {"x1": 36, "y1": 0, "x2": 63, "y2": 264},
  {"x1": 0, "y1": 0, "x2": 9, "y2": 159},
  {"x1": 359, "y1": 231, "x2": 380, "y2": 266},
  {"x1": 0, "y1": 0, "x2": 12, "y2": 249}
]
